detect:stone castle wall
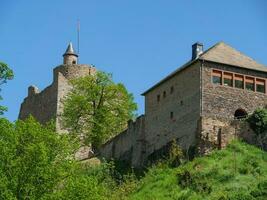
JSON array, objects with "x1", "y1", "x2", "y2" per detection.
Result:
[
  {"x1": 198, "y1": 116, "x2": 267, "y2": 154},
  {"x1": 19, "y1": 84, "x2": 58, "y2": 124},
  {"x1": 143, "y1": 61, "x2": 201, "y2": 159},
  {"x1": 201, "y1": 61, "x2": 267, "y2": 119},
  {"x1": 19, "y1": 64, "x2": 96, "y2": 132},
  {"x1": 99, "y1": 115, "x2": 145, "y2": 167}
]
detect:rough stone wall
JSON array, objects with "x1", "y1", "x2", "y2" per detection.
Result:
[
  {"x1": 197, "y1": 117, "x2": 236, "y2": 154},
  {"x1": 19, "y1": 84, "x2": 58, "y2": 124},
  {"x1": 19, "y1": 64, "x2": 96, "y2": 133},
  {"x1": 99, "y1": 115, "x2": 145, "y2": 167},
  {"x1": 198, "y1": 116, "x2": 267, "y2": 154},
  {"x1": 54, "y1": 64, "x2": 96, "y2": 132},
  {"x1": 144, "y1": 61, "x2": 201, "y2": 160},
  {"x1": 201, "y1": 61, "x2": 267, "y2": 119},
  {"x1": 198, "y1": 61, "x2": 267, "y2": 153}
]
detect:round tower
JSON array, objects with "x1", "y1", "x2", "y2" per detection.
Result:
[{"x1": 63, "y1": 42, "x2": 78, "y2": 65}]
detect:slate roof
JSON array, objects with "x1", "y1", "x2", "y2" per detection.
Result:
[
  {"x1": 199, "y1": 42, "x2": 267, "y2": 72},
  {"x1": 63, "y1": 42, "x2": 78, "y2": 56},
  {"x1": 142, "y1": 42, "x2": 267, "y2": 95}
]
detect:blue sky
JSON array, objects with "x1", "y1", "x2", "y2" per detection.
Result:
[{"x1": 1, "y1": 0, "x2": 267, "y2": 121}]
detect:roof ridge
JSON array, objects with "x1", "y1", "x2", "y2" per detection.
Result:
[{"x1": 198, "y1": 41, "x2": 224, "y2": 58}]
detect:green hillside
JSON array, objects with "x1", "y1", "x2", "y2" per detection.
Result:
[{"x1": 128, "y1": 141, "x2": 267, "y2": 200}]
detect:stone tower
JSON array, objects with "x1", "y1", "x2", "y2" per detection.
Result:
[
  {"x1": 63, "y1": 42, "x2": 78, "y2": 65},
  {"x1": 19, "y1": 43, "x2": 96, "y2": 132}
]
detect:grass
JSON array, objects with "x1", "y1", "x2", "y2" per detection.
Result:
[{"x1": 128, "y1": 140, "x2": 267, "y2": 200}]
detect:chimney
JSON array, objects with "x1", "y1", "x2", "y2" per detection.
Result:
[{"x1": 192, "y1": 42, "x2": 203, "y2": 60}]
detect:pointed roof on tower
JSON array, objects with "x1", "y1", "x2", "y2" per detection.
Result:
[{"x1": 63, "y1": 42, "x2": 78, "y2": 57}]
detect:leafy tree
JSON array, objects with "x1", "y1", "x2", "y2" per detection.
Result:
[
  {"x1": 247, "y1": 108, "x2": 267, "y2": 135},
  {"x1": 247, "y1": 108, "x2": 267, "y2": 150},
  {"x1": 0, "y1": 62, "x2": 14, "y2": 115},
  {"x1": 0, "y1": 117, "x2": 78, "y2": 200},
  {"x1": 62, "y1": 71, "x2": 137, "y2": 149}
]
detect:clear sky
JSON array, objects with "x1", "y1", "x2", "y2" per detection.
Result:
[{"x1": 1, "y1": 0, "x2": 267, "y2": 122}]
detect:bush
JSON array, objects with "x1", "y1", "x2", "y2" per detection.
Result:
[{"x1": 247, "y1": 108, "x2": 267, "y2": 136}]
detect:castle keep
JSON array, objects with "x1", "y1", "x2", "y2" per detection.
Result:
[
  {"x1": 19, "y1": 43, "x2": 96, "y2": 132},
  {"x1": 19, "y1": 42, "x2": 267, "y2": 166}
]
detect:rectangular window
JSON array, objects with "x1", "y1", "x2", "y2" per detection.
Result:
[
  {"x1": 245, "y1": 77, "x2": 254, "y2": 91},
  {"x1": 170, "y1": 112, "x2": 174, "y2": 119},
  {"x1": 170, "y1": 86, "x2": 174, "y2": 94},
  {"x1": 256, "y1": 79, "x2": 265, "y2": 93},
  {"x1": 157, "y1": 94, "x2": 160, "y2": 102},
  {"x1": 163, "y1": 91, "x2": 166, "y2": 98},
  {"x1": 223, "y1": 72, "x2": 233, "y2": 87},
  {"x1": 212, "y1": 70, "x2": 222, "y2": 85},
  {"x1": 234, "y1": 74, "x2": 244, "y2": 89}
]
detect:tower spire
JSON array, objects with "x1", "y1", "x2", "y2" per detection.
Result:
[{"x1": 63, "y1": 42, "x2": 78, "y2": 65}]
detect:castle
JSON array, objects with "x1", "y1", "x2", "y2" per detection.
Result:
[{"x1": 19, "y1": 42, "x2": 267, "y2": 167}]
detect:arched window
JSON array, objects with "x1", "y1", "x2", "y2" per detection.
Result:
[{"x1": 234, "y1": 108, "x2": 248, "y2": 119}]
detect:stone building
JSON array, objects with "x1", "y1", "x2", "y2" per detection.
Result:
[
  {"x1": 99, "y1": 42, "x2": 267, "y2": 166},
  {"x1": 19, "y1": 41, "x2": 267, "y2": 166},
  {"x1": 19, "y1": 43, "x2": 96, "y2": 132}
]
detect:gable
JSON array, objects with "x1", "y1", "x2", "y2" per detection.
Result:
[{"x1": 199, "y1": 42, "x2": 267, "y2": 72}]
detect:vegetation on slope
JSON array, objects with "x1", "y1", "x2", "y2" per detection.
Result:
[{"x1": 129, "y1": 141, "x2": 267, "y2": 200}]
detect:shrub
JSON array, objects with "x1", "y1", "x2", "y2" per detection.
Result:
[{"x1": 247, "y1": 108, "x2": 267, "y2": 136}]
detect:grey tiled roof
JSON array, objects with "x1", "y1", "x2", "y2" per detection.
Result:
[
  {"x1": 199, "y1": 42, "x2": 267, "y2": 72},
  {"x1": 142, "y1": 42, "x2": 267, "y2": 95}
]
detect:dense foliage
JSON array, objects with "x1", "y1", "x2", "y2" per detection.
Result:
[
  {"x1": 0, "y1": 117, "x2": 77, "y2": 199},
  {"x1": 247, "y1": 108, "x2": 267, "y2": 136},
  {"x1": 62, "y1": 71, "x2": 137, "y2": 148},
  {"x1": 0, "y1": 62, "x2": 13, "y2": 115},
  {"x1": 0, "y1": 117, "x2": 133, "y2": 200}
]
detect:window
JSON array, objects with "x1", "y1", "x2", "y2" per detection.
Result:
[
  {"x1": 223, "y1": 72, "x2": 233, "y2": 87},
  {"x1": 234, "y1": 75, "x2": 244, "y2": 89},
  {"x1": 212, "y1": 70, "x2": 222, "y2": 85},
  {"x1": 170, "y1": 112, "x2": 174, "y2": 119},
  {"x1": 163, "y1": 91, "x2": 166, "y2": 98},
  {"x1": 211, "y1": 68, "x2": 266, "y2": 94},
  {"x1": 245, "y1": 77, "x2": 254, "y2": 91},
  {"x1": 170, "y1": 86, "x2": 174, "y2": 94},
  {"x1": 256, "y1": 79, "x2": 265, "y2": 93},
  {"x1": 157, "y1": 94, "x2": 160, "y2": 102}
]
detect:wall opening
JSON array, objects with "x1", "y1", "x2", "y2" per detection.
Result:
[{"x1": 234, "y1": 108, "x2": 248, "y2": 119}]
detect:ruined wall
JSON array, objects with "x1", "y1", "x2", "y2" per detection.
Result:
[
  {"x1": 19, "y1": 64, "x2": 96, "y2": 133},
  {"x1": 19, "y1": 84, "x2": 57, "y2": 124},
  {"x1": 144, "y1": 61, "x2": 201, "y2": 159},
  {"x1": 201, "y1": 61, "x2": 267, "y2": 119},
  {"x1": 99, "y1": 115, "x2": 145, "y2": 167},
  {"x1": 197, "y1": 116, "x2": 267, "y2": 154}
]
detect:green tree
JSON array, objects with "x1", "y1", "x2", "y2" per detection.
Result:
[
  {"x1": 247, "y1": 108, "x2": 267, "y2": 135},
  {"x1": 0, "y1": 117, "x2": 78, "y2": 200},
  {"x1": 0, "y1": 62, "x2": 14, "y2": 115},
  {"x1": 247, "y1": 108, "x2": 267, "y2": 150},
  {"x1": 62, "y1": 71, "x2": 137, "y2": 149}
]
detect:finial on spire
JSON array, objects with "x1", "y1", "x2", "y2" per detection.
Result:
[{"x1": 63, "y1": 42, "x2": 78, "y2": 65}]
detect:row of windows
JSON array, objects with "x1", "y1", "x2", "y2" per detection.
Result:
[
  {"x1": 157, "y1": 86, "x2": 174, "y2": 102},
  {"x1": 212, "y1": 69, "x2": 266, "y2": 94}
]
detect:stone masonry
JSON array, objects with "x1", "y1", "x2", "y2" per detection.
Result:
[
  {"x1": 99, "y1": 42, "x2": 267, "y2": 167},
  {"x1": 19, "y1": 42, "x2": 267, "y2": 167},
  {"x1": 19, "y1": 43, "x2": 96, "y2": 133}
]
